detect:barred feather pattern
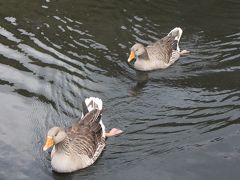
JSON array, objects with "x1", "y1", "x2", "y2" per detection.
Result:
[
  {"x1": 51, "y1": 98, "x2": 106, "y2": 172},
  {"x1": 132, "y1": 27, "x2": 183, "y2": 71}
]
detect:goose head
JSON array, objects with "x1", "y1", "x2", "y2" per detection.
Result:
[
  {"x1": 43, "y1": 127, "x2": 67, "y2": 151},
  {"x1": 128, "y1": 43, "x2": 146, "y2": 63}
]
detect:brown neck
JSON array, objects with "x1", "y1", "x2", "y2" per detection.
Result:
[{"x1": 55, "y1": 137, "x2": 70, "y2": 154}]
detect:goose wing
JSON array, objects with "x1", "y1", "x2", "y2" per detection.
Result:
[
  {"x1": 147, "y1": 35, "x2": 177, "y2": 64},
  {"x1": 65, "y1": 109, "x2": 104, "y2": 158}
]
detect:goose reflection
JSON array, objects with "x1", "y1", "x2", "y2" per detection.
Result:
[{"x1": 129, "y1": 70, "x2": 149, "y2": 96}]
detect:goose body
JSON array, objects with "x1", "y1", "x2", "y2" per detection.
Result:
[
  {"x1": 43, "y1": 97, "x2": 122, "y2": 173},
  {"x1": 128, "y1": 27, "x2": 189, "y2": 71}
]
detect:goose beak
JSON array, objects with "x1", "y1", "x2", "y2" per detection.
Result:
[
  {"x1": 43, "y1": 136, "x2": 54, "y2": 151},
  {"x1": 128, "y1": 51, "x2": 135, "y2": 63}
]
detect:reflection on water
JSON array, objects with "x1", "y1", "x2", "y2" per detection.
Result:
[
  {"x1": 129, "y1": 71, "x2": 149, "y2": 96},
  {"x1": 0, "y1": 0, "x2": 240, "y2": 179}
]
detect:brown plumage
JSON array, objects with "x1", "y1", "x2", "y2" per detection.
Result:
[
  {"x1": 65, "y1": 109, "x2": 104, "y2": 158},
  {"x1": 43, "y1": 97, "x2": 123, "y2": 173},
  {"x1": 43, "y1": 97, "x2": 108, "y2": 173},
  {"x1": 128, "y1": 27, "x2": 189, "y2": 71}
]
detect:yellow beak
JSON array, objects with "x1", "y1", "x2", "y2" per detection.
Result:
[
  {"x1": 43, "y1": 136, "x2": 54, "y2": 151},
  {"x1": 128, "y1": 51, "x2": 135, "y2": 63}
]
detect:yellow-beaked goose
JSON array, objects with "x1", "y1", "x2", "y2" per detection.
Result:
[
  {"x1": 43, "y1": 97, "x2": 123, "y2": 173},
  {"x1": 128, "y1": 27, "x2": 189, "y2": 71}
]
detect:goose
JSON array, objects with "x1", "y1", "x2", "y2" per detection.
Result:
[
  {"x1": 43, "y1": 97, "x2": 123, "y2": 173},
  {"x1": 127, "y1": 27, "x2": 189, "y2": 71}
]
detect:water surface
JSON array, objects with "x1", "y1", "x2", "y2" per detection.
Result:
[{"x1": 0, "y1": 0, "x2": 240, "y2": 180}]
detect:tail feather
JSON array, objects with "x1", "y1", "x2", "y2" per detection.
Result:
[
  {"x1": 82, "y1": 97, "x2": 103, "y2": 116},
  {"x1": 81, "y1": 97, "x2": 105, "y2": 137},
  {"x1": 168, "y1": 27, "x2": 183, "y2": 51}
]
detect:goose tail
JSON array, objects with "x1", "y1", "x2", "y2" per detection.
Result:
[
  {"x1": 82, "y1": 97, "x2": 105, "y2": 137},
  {"x1": 83, "y1": 97, "x2": 102, "y2": 112},
  {"x1": 168, "y1": 27, "x2": 183, "y2": 51}
]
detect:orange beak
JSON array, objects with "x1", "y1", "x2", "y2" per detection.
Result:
[
  {"x1": 43, "y1": 136, "x2": 54, "y2": 151},
  {"x1": 128, "y1": 51, "x2": 135, "y2": 63}
]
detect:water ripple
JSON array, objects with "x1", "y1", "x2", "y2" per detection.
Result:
[{"x1": 0, "y1": 0, "x2": 240, "y2": 179}]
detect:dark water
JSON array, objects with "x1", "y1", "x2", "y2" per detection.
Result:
[{"x1": 0, "y1": 0, "x2": 240, "y2": 179}]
